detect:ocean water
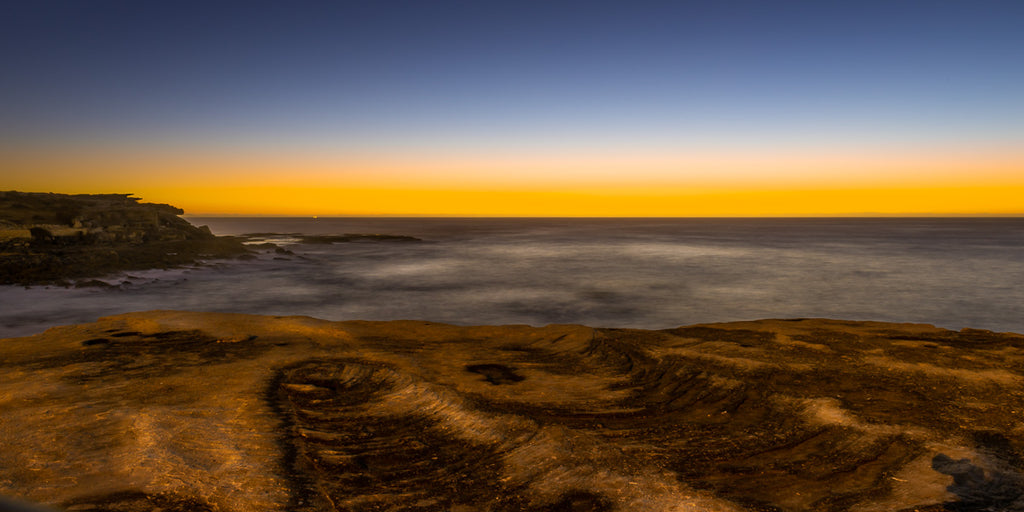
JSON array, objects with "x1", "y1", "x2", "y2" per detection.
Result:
[{"x1": 2, "y1": 217, "x2": 1023, "y2": 338}]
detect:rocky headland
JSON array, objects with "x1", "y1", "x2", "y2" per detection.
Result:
[
  {"x1": 0, "y1": 192, "x2": 429, "y2": 286},
  {"x1": 0, "y1": 192, "x2": 248, "y2": 285},
  {"x1": 2, "y1": 312, "x2": 1023, "y2": 511}
]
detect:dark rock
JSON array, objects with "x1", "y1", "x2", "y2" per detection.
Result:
[
  {"x1": 237, "y1": 232, "x2": 422, "y2": 244},
  {"x1": 0, "y1": 191, "x2": 251, "y2": 284},
  {"x1": 28, "y1": 227, "x2": 53, "y2": 244},
  {"x1": 73, "y1": 279, "x2": 113, "y2": 288},
  {"x1": 466, "y1": 363, "x2": 526, "y2": 385},
  {"x1": 299, "y1": 233, "x2": 421, "y2": 244}
]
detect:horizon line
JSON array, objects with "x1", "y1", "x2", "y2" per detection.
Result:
[{"x1": 183, "y1": 213, "x2": 1024, "y2": 219}]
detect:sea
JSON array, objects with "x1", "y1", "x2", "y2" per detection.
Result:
[{"x1": 2, "y1": 217, "x2": 1024, "y2": 338}]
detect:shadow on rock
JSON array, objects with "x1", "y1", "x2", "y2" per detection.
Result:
[{"x1": 932, "y1": 454, "x2": 1024, "y2": 511}]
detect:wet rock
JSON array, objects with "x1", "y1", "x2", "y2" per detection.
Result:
[
  {"x1": 72, "y1": 279, "x2": 113, "y2": 288},
  {"x1": 238, "y1": 232, "x2": 422, "y2": 244}
]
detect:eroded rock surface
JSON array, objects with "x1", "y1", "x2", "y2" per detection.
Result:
[{"x1": 2, "y1": 312, "x2": 1023, "y2": 511}]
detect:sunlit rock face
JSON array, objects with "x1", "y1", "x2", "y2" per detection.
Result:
[{"x1": 2, "y1": 312, "x2": 1023, "y2": 512}]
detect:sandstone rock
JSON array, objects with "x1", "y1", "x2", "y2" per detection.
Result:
[{"x1": 2, "y1": 312, "x2": 1022, "y2": 511}]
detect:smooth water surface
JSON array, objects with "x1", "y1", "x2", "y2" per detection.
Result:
[{"x1": 2, "y1": 217, "x2": 1023, "y2": 337}]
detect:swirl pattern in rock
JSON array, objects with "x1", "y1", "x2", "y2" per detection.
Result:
[{"x1": 2, "y1": 312, "x2": 1023, "y2": 511}]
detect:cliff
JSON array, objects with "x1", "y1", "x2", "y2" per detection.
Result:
[
  {"x1": 0, "y1": 191, "x2": 248, "y2": 285},
  {"x1": 2, "y1": 312, "x2": 1022, "y2": 511}
]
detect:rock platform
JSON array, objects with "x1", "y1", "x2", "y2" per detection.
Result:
[{"x1": 2, "y1": 312, "x2": 1023, "y2": 511}]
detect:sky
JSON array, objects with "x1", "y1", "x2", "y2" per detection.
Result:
[{"x1": 2, "y1": 0, "x2": 1023, "y2": 216}]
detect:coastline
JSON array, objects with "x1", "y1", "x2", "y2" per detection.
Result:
[
  {"x1": 0, "y1": 192, "x2": 250, "y2": 286},
  {"x1": 3, "y1": 311, "x2": 1022, "y2": 511},
  {"x1": 6, "y1": 215, "x2": 1024, "y2": 339}
]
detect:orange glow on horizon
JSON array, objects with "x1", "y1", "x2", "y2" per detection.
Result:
[
  {"x1": 134, "y1": 184, "x2": 1024, "y2": 217},
  {"x1": 3, "y1": 145, "x2": 1023, "y2": 216}
]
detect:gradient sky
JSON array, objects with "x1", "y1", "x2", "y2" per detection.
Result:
[{"x1": 2, "y1": 0, "x2": 1023, "y2": 216}]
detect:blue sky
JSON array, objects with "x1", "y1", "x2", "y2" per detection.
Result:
[
  {"x1": 4, "y1": 1, "x2": 1022, "y2": 148},
  {"x1": 2, "y1": 1, "x2": 1023, "y2": 215}
]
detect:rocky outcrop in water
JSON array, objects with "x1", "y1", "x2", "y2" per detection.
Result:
[
  {"x1": 239, "y1": 232, "x2": 422, "y2": 245},
  {"x1": 2, "y1": 312, "x2": 1022, "y2": 511},
  {"x1": 0, "y1": 192, "x2": 249, "y2": 285}
]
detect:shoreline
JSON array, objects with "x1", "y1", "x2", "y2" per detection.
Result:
[
  {"x1": 4, "y1": 267, "x2": 1024, "y2": 339},
  {"x1": 0, "y1": 192, "x2": 251, "y2": 286}
]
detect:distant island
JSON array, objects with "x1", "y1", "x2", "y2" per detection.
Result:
[
  {"x1": 0, "y1": 191, "x2": 249, "y2": 285},
  {"x1": 1, "y1": 312, "x2": 1022, "y2": 511}
]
